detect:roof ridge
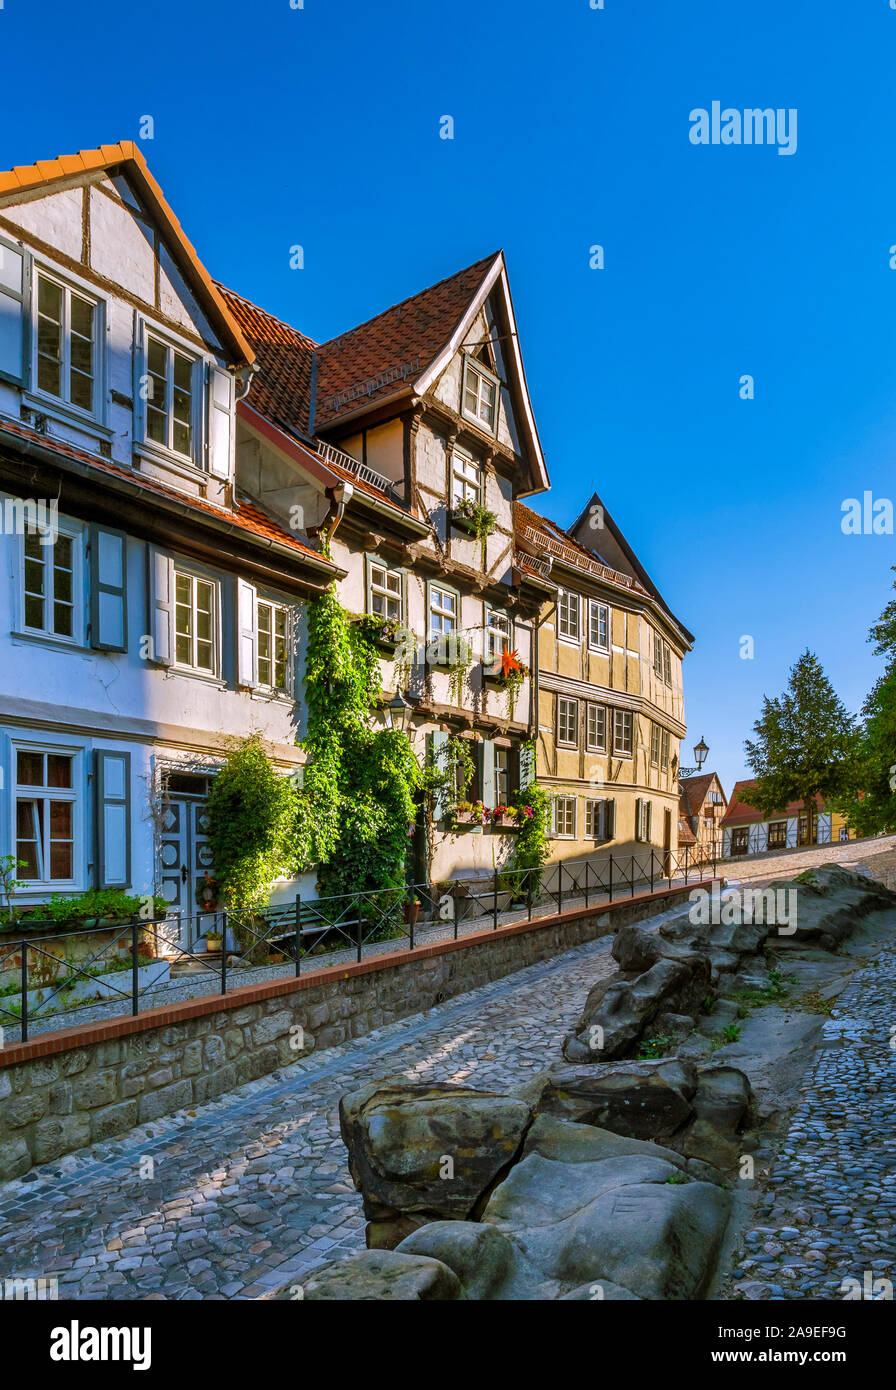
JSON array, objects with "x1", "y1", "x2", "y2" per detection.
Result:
[{"x1": 318, "y1": 251, "x2": 501, "y2": 351}]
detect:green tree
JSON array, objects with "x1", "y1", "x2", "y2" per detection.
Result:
[
  {"x1": 742, "y1": 650, "x2": 859, "y2": 844},
  {"x1": 833, "y1": 568, "x2": 896, "y2": 835},
  {"x1": 205, "y1": 734, "x2": 299, "y2": 920}
]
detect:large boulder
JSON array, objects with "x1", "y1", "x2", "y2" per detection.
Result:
[
  {"x1": 303, "y1": 1249, "x2": 464, "y2": 1300},
  {"x1": 760, "y1": 865, "x2": 896, "y2": 947},
  {"x1": 537, "y1": 1059, "x2": 696, "y2": 1141},
  {"x1": 668, "y1": 1065, "x2": 757, "y2": 1171},
  {"x1": 564, "y1": 953, "x2": 711, "y2": 1062},
  {"x1": 339, "y1": 1081, "x2": 533, "y2": 1247}
]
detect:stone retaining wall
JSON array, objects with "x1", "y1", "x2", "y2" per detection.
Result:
[{"x1": 0, "y1": 881, "x2": 707, "y2": 1179}]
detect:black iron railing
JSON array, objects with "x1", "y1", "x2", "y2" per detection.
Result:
[{"x1": 0, "y1": 845, "x2": 717, "y2": 1044}]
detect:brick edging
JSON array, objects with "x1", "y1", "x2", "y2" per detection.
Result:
[{"x1": 0, "y1": 879, "x2": 711, "y2": 1066}]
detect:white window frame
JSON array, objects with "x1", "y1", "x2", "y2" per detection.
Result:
[
  {"x1": 255, "y1": 597, "x2": 291, "y2": 693},
  {"x1": 461, "y1": 355, "x2": 499, "y2": 434},
  {"x1": 588, "y1": 599, "x2": 609, "y2": 652},
  {"x1": 613, "y1": 709, "x2": 633, "y2": 757},
  {"x1": 585, "y1": 798, "x2": 605, "y2": 840},
  {"x1": 173, "y1": 568, "x2": 220, "y2": 676},
  {"x1": 494, "y1": 745, "x2": 510, "y2": 805},
  {"x1": 650, "y1": 724, "x2": 660, "y2": 767},
  {"x1": 451, "y1": 449, "x2": 481, "y2": 507},
  {"x1": 19, "y1": 518, "x2": 85, "y2": 645},
  {"x1": 637, "y1": 798, "x2": 653, "y2": 843},
  {"x1": 557, "y1": 696, "x2": 579, "y2": 748},
  {"x1": 552, "y1": 795, "x2": 577, "y2": 839},
  {"x1": 557, "y1": 590, "x2": 580, "y2": 643},
  {"x1": 484, "y1": 604, "x2": 512, "y2": 665},
  {"x1": 661, "y1": 729, "x2": 670, "y2": 771},
  {"x1": 367, "y1": 559, "x2": 404, "y2": 623},
  {"x1": 137, "y1": 322, "x2": 203, "y2": 469},
  {"x1": 428, "y1": 582, "x2": 458, "y2": 639},
  {"x1": 32, "y1": 266, "x2": 102, "y2": 421},
  {"x1": 586, "y1": 702, "x2": 606, "y2": 752},
  {"x1": 11, "y1": 739, "x2": 83, "y2": 891}
]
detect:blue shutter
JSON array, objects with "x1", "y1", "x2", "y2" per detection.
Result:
[
  {"x1": 0, "y1": 238, "x2": 25, "y2": 383},
  {"x1": 480, "y1": 739, "x2": 496, "y2": 808},
  {"x1": 429, "y1": 730, "x2": 450, "y2": 820},
  {"x1": 89, "y1": 526, "x2": 128, "y2": 652},
  {"x1": 94, "y1": 750, "x2": 131, "y2": 889}
]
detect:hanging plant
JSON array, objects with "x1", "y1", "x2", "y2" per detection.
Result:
[
  {"x1": 489, "y1": 647, "x2": 529, "y2": 721},
  {"x1": 446, "y1": 636, "x2": 473, "y2": 706}
]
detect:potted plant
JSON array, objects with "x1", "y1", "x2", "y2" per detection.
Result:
[
  {"x1": 451, "y1": 498, "x2": 497, "y2": 540},
  {"x1": 484, "y1": 647, "x2": 529, "y2": 720},
  {"x1": 403, "y1": 895, "x2": 421, "y2": 927},
  {"x1": 205, "y1": 929, "x2": 223, "y2": 953}
]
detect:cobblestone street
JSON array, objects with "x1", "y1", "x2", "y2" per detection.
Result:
[
  {"x1": 727, "y1": 943, "x2": 896, "y2": 1301},
  {"x1": 0, "y1": 922, "x2": 627, "y2": 1300}
]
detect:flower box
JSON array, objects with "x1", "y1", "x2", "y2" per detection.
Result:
[{"x1": 451, "y1": 509, "x2": 480, "y2": 537}]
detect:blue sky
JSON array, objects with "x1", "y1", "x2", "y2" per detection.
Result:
[{"x1": 2, "y1": 0, "x2": 895, "y2": 794}]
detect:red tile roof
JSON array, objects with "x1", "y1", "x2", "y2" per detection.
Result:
[
  {"x1": 0, "y1": 143, "x2": 254, "y2": 368},
  {"x1": 679, "y1": 773, "x2": 721, "y2": 818},
  {"x1": 721, "y1": 780, "x2": 827, "y2": 828},
  {"x1": 0, "y1": 417, "x2": 333, "y2": 569},
  {"x1": 677, "y1": 816, "x2": 697, "y2": 846},
  {"x1": 314, "y1": 253, "x2": 500, "y2": 426},
  {"x1": 219, "y1": 285, "x2": 317, "y2": 439}
]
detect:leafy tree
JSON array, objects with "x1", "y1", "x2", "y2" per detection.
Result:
[
  {"x1": 206, "y1": 734, "x2": 299, "y2": 920},
  {"x1": 742, "y1": 651, "x2": 859, "y2": 843},
  {"x1": 834, "y1": 568, "x2": 896, "y2": 835}
]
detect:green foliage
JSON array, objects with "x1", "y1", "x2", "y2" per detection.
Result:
[
  {"x1": 637, "y1": 1033, "x2": 674, "y2": 1059},
  {"x1": 453, "y1": 498, "x2": 497, "y2": 540},
  {"x1": 296, "y1": 587, "x2": 421, "y2": 899},
  {"x1": 0, "y1": 888, "x2": 168, "y2": 931},
  {"x1": 205, "y1": 734, "x2": 299, "y2": 920},
  {"x1": 0, "y1": 856, "x2": 26, "y2": 922},
  {"x1": 506, "y1": 753, "x2": 550, "y2": 895},
  {"x1": 831, "y1": 569, "x2": 896, "y2": 835},
  {"x1": 742, "y1": 650, "x2": 860, "y2": 838}
]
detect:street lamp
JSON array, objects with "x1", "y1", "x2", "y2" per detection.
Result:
[
  {"x1": 386, "y1": 690, "x2": 411, "y2": 734},
  {"x1": 677, "y1": 736, "x2": 710, "y2": 781}
]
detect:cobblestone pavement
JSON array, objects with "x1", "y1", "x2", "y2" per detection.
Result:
[
  {"x1": 720, "y1": 833, "x2": 896, "y2": 886},
  {"x1": 0, "y1": 913, "x2": 649, "y2": 1300},
  {"x1": 727, "y1": 945, "x2": 896, "y2": 1301}
]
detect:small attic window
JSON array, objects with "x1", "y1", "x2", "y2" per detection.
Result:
[{"x1": 462, "y1": 354, "x2": 498, "y2": 434}]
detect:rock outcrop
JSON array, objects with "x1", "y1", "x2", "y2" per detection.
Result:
[{"x1": 338, "y1": 1081, "x2": 533, "y2": 1247}]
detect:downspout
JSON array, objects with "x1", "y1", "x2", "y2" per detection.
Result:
[{"x1": 316, "y1": 480, "x2": 354, "y2": 551}]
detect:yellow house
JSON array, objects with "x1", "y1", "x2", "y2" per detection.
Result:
[{"x1": 515, "y1": 498, "x2": 693, "y2": 868}]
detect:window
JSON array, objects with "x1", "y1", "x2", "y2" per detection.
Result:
[
  {"x1": 146, "y1": 335, "x2": 195, "y2": 459},
  {"x1": 767, "y1": 821, "x2": 787, "y2": 849},
  {"x1": 35, "y1": 270, "x2": 98, "y2": 414},
  {"x1": 588, "y1": 600, "x2": 609, "y2": 651},
  {"x1": 654, "y1": 632, "x2": 672, "y2": 683},
  {"x1": 585, "y1": 799, "x2": 604, "y2": 839},
  {"x1": 462, "y1": 357, "x2": 498, "y2": 433},
  {"x1": 15, "y1": 748, "x2": 77, "y2": 884},
  {"x1": 650, "y1": 724, "x2": 660, "y2": 766},
  {"x1": 256, "y1": 600, "x2": 289, "y2": 691},
  {"x1": 709, "y1": 790, "x2": 723, "y2": 805},
  {"x1": 429, "y1": 585, "x2": 457, "y2": 638},
  {"x1": 613, "y1": 709, "x2": 633, "y2": 756},
  {"x1": 22, "y1": 525, "x2": 81, "y2": 641},
  {"x1": 484, "y1": 607, "x2": 512, "y2": 665},
  {"x1": 636, "y1": 798, "x2": 653, "y2": 843},
  {"x1": 586, "y1": 703, "x2": 606, "y2": 752},
  {"x1": 557, "y1": 697, "x2": 579, "y2": 747},
  {"x1": 174, "y1": 571, "x2": 217, "y2": 673},
  {"x1": 494, "y1": 746, "x2": 510, "y2": 804},
  {"x1": 558, "y1": 591, "x2": 580, "y2": 642},
  {"x1": 661, "y1": 729, "x2": 670, "y2": 771},
  {"x1": 452, "y1": 451, "x2": 481, "y2": 507},
  {"x1": 552, "y1": 796, "x2": 576, "y2": 837},
  {"x1": 839, "y1": 826, "x2": 850, "y2": 843},
  {"x1": 731, "y1": 827, "x2": 749, "y2": 855},
  {"x1": 369, "y1": 562, "x2": 403, "y2": 622}
]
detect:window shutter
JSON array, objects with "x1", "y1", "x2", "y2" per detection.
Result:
[
  {"x1": 208, "y1": 367, "x2": 234, "y2": 478},
  {"x1": 646, "y1": 800, "x2": 653, "y2": 842},
  {"x1": 635, "y1": 798, "x2": 643, "y2": 842},
  {"x1": 508, "y1": 744, "x2": 521, "y2": 799},
  {"x1": 93, "y1": 750, "x2": 131, "y2": 889},
  {"x1": 519, "y1": 743, "x2": 535, "y2": 789},
  {"x1": 479, "y1": 739, "x2": 496, "y2": 808},
  {"x1": 605, "y1": 798, "x2": 616, "y2": 840},
  {"x1": 429, "y1": 730, "x2": 450, "y2": 820},
  {"x1": 89, "y1": 526, "x2": 128, "y2": 652},
  {"x1": 147, "y1": 547, "x2": 174, "y2": 665},
  {"x1": 0, "y1": 240, "x2": 25, "y2": 382},
  {"x1": 236, "y1": 578, "x2": 257, "y2": 686}
]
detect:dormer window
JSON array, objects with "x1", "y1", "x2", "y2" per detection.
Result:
[
  {"x1": 146, "y1": 336, "x2": 194, "y2": 459},
  {"x1": 462, "y1": 355, "x2": 498, "y2": 434},
  {"x1": 35, "y1": 270, "x2": 98, "y2": 416}
]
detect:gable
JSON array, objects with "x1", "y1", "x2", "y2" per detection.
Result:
[
  {"x1": 0, "y1": 144, "x2": 252, "y2": 366},
  {"x1": 429, "y1": 299, "x2": 522, "y2": 456}
]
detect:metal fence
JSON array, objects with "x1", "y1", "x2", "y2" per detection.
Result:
[{"x1": 0, "y1": 845, "x2": 717, "y2": 1043}]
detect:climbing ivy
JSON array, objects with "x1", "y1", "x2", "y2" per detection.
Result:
[
  {"x1": 205, "y1": 734, "x2": 299, "y2": 924},
  {"x1": 295, "y1": 586, "x2": 421, "y2": 899}
]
